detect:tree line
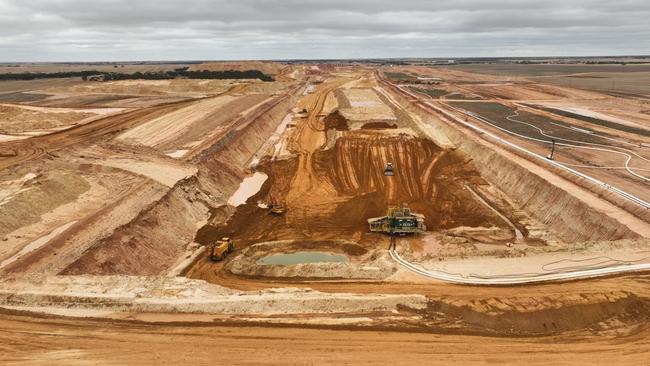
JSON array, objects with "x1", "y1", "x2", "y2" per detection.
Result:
[{"x1": 0, "y1": 69, "x2": 274, "y2": 82}]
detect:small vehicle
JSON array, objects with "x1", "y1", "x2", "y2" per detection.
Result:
[
  {"x1": 368, "y1": 205, "x2": 426, "y2": 235},
  {"x1": 269, "y1": 203, "x2": 285, "y2": 214},
  {"x1": 268, "y1": 195, "x2": 286, "y2": 215},
  {"x1": 210, "y1": 237, "x2": 234, "y2": 261},
  {"x1": 384, "y1": 162, "x2": 395, "y2": 176}
]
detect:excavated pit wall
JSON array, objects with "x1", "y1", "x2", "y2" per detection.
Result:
[
  {"x1": 61, "y1": 176, "x2": 216, "y2": 275},
  {"x1": 62, "y1": 89, "x2": 302, "y2": 275},
  {"x1": 385, "y1": 86, "x2": 641, "y2": 242},
  {"x1": 196, "y1": 88, "x2": 302, "y2": 201}
]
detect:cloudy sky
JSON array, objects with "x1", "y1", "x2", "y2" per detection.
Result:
[{"x1": 1, "y1": 0, "x2": 649, "y2": 61}]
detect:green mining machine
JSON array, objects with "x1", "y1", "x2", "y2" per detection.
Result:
[{"x1": 367, "y1": 205, "x2": 426, "y2": 235}]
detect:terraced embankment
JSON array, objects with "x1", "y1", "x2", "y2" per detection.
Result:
[{"x1": 61, "y1": 86, "x2": 303, "y2": 275}]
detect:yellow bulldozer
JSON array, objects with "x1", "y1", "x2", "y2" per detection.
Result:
[
  {"x1": 267, "y1": 194, "x2": 286, "y2": 214},
  {"x1": 209, "y1": 237, "x2": 234, "y2": 261}
]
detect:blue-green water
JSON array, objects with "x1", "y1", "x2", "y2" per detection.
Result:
[{"x1": 257, "y1": 252, "x2": 348, "y2": 265}]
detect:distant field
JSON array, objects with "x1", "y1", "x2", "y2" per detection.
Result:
[
  {"x1": 0, "y1": 63, "x2": 191, "y2": 74},
  {"x1": 444, "y1": 63, "x2": 650, "y2": 76},
  {"x1": 450, "y1": 101, "x2": 617, "y2": 145},
  {"x1": 534, "y1": 106, "x2": 650, "y2": 138},
  {"x1": 409, "y1": 86, "x2": 447, "y2": 98},
  {"x1": 0, "y1": 78, "x2": 81, "y2": 93},
  {"x1": 444, "y1": 64, "x2": 650, "y2": 96},
  {"x1": 384, "y1": 72, "x2": 414, "y2": 80},
  {"x1": 541, "y1": 73, "x2": 650, "y2": 97}
]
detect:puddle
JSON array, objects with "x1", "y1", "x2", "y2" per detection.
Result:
[
  {"x1": 228, "y1": 172, "x2": 268, "y2": 207},
  {"x1": 257, "y1": 251, "x2": 348, "y2": 265}
]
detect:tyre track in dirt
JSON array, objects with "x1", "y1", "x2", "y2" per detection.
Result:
[
  {"x1": 0, "y1": 85, "x2": 246, "y2": 172},
  {"x1": 2, "y1": 312, "x2": 649, "y2": 366},
  {"x1": 284, "y1": 77, "x2": 354, "y2": 236}
]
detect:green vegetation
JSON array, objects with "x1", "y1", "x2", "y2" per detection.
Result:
[
  {"x1": 0, "y1": 69, "x2": 274, "y2": 82},
  {"x1": 410, "y1": 86, "x2": 447, "y2": 98}
]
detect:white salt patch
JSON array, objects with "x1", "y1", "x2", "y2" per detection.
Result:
[
  {"x1": 23, "y1": 173, "x2": 37, "y2": 181},
  {"x1": 271, "y1": 114, "x2": 293, "y2": 158},
  {"x1": 272, "y1": 141, "x2": 284, "y2": 157},
  {"x1": 303, "y1": 85, "x2": 315, "y2": 95},
  {"x1": 228, "y1": 172, "x2": 268, "y2": 207},
  {"x1": 348, "y1": 100, "x2": 383, "y2": 107},
  {"x1": 166, "y1": 149, "x2": 189, "y2": 158},
  {"x1": 0, "y1": 173, "x2": 39, "y2": 206},
  {"x1": 0, "y1": 134, "x2": 29, "y2": 142},
  {"x1": 249, "y1": 113, "x2": 293, "y2": 167},
  {"x1": 249, "y1": 156, "x2": 261, "y2": 168}
]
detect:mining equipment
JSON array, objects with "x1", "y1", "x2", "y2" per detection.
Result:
[
  {"x1": 267, "y1": 195, "x2": 286, "y2": 214},
  {"x1": 368, "y1": 205, "x2": 426, "y2": 235},
  {"x1": 210, "y1": 237, "x2": 234, "y2": 261},
  {"x1": 384, "y1": 162, "x2": 395, "y2": 176},
  {"x1": 547, "y1": 139, "x2": 556, "y2": 160}
]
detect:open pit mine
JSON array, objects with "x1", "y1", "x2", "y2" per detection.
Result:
[{"x1": 1, "y1": 61, "x2": 650, "y2": 364}]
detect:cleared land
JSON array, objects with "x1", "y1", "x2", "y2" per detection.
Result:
[
  {"x1": 2, "y1": 312, "x2": 649, "y2": 366},
  {"x1": 446, "y1": 63, "x2": 650, "y2": 96},
  {"x1": 1, "y1": 61, "x2": 650, "y2": 364}
]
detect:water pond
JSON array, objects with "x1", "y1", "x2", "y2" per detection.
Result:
[{"x1": 257, "y1": 251, "x2": 348, "y2": 265}]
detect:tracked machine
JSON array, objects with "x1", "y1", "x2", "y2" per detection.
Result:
[{"x1": 368, "y1": 205, "x2": 426, "y2": 235}]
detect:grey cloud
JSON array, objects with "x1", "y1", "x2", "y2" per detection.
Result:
[{"x1": 0, "y1": 0, "x2": 649, "y2": 61}]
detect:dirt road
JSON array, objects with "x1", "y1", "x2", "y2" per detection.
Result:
[
  {"x1": 286, "y1": 77, "x2": 352, "y2": 204},
  {"x1": 1, "y1": 312, "x2": 648, "y2": 365}
]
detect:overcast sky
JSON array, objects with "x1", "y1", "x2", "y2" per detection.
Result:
[{"x1": 1, "y1": 0, "x2": 649, "y2": 61}]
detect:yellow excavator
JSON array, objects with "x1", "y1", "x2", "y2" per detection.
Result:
[
  {"x1": 209, "y1": 237, "x2": 234, "y2": 261},
  {"x1": 267, "y1": 194, "x2": 286, "y2": 214}
]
